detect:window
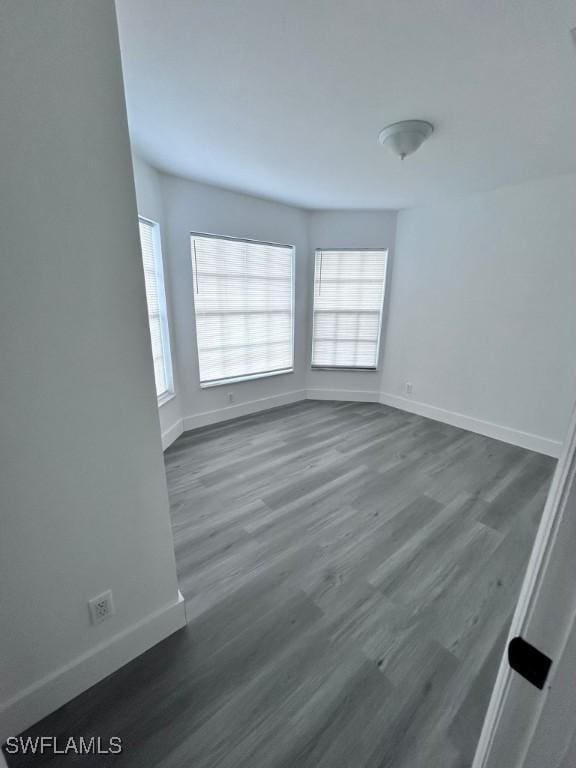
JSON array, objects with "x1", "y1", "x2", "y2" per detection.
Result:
[
  {"x1": 190, "y1": 234, "x2": 294, "y2": 387},
  {"x1": 138, "y1": 217, "x2": 173, "y2": 401},
  {"x1": 311, "y1": 249, "x2": 388, "y2": 370}
]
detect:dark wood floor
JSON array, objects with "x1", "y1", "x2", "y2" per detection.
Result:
[{"x1": 5, "y1": 401, "x2": 555, "y2": 767}]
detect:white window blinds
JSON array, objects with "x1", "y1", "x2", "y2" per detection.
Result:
[
  {"x1": 190, "y1": 234, "x2": 294, "y2": 387},
  {"x1": 311, "y1": 249, "x2": 388, "y2": 369},
  {"x1": 138, "y1": 217, "x2": 173, "y2": 399}
]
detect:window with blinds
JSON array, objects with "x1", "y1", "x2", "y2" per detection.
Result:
[
  {"x1": 311, "y1": 249, "x2": 388, "y2": 369},
  {"x1": 138, "y1": 217, "x2": 173, "y2": 400},
  {"x1": 190, "y1": 234, "x2": 294, "y2": 387}
]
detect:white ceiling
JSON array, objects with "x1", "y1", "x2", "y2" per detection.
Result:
[{"x1": 116, "y1": 0, "x2": 576, "y2": 209}]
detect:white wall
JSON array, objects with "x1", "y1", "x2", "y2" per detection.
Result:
[
  {"x1": 159, "y1": 173, "x2": 310, "y2": 431},
  {"x1": 0, "y1": 0, "x2": 185, "y2": 739},
  {"x1": 306, "y1": 210, "x2": 398, "y2": 399},
  {"x1": 381, "y1": 175, "x2": 576, "y2": 455},
  {"x1": 132, "y1": 154, "x2": 183, "y2": 442}
]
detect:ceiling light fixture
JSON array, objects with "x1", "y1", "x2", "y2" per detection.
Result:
[{"x1": 378, "y1": 120, "x2": 434, "y2": 160}]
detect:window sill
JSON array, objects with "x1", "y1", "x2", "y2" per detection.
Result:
[
  {"x1": 200, "y1": 368, "x2": 294, "y2": 389},
  {"x1": 310, "y1": 366, "x2": 378, "y2": 372},
  {"x1": 157, "y1": 391, "x2": 176, "y2": 407}
]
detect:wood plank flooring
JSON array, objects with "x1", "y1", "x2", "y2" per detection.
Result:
[{"x1": 4, "y1": 401, "x2": 555, "y2": 768}]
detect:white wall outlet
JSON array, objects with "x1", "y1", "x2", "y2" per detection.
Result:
[
  {"x1": 88, "y1": 590, "x2": 114, "y2": 625},
  {"x1": 405, "y1": 381, "x2": 413, "y2": 395},
  {"x1": 228, "y1": 391, "x2": 234, "y2": 404}
]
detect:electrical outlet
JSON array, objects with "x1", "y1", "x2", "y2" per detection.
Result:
[
  {"x1": 405, "y1": 381, "x2": 413, "y2": 395},
  {"x1": 88, "y1": 590, "x2": 114, "y2": 625},
  {"x1": 228, "y1": 392, "x2": 234, "y2": 404}
]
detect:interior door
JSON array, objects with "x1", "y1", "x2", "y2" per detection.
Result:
[{"x1": 472, "y1": 401, "x2": 576, "y2": 768}]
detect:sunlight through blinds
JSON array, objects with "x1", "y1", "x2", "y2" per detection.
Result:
[
  {"x1": 311, "y1": 249, "x2": 388, "y2": 369},
  {"x1": 190, "y1": 234, "x2": 294, "y2": 386}
]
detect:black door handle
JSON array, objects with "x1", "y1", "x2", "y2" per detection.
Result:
[{"x1": 508, "y1": 636, "x2": 552, "y2": 690}]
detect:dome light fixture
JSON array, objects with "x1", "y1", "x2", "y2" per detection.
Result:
[{"x1": 378, "y1": 120, "x2": 434, "y2": 160}]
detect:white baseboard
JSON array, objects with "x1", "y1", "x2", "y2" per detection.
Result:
[
  {"x1": 306, "y1": 388, "x2": 381, "y2": 403},
  {"x1": 0, "y1": 592, "x2": 187, "y2": 743},
  {"x1": 182, "y1": 389, "x2": 306, "y2": 432},
  {"x1": 174, "y1": 387, "x2": 560, "y2": 457},
  {"x1": 379, "y1": 392, "x2": 562, "y2": 458},
  {"x1": 161, "y1": 419, "x2": 184, "y2": 450}
]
